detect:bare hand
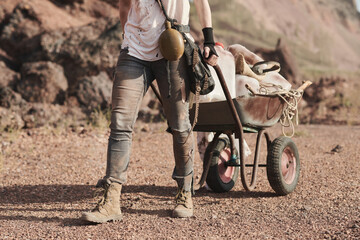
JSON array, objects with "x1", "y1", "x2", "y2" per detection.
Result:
[{"x1": 203, "y1": 46, "x2": 218, "y2": 66}]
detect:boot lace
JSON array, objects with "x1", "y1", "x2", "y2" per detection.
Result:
[
  {"x1": 93, "y1": 184, "x2": 110, "y2": 211},
  {"x1": 93, "y1": 187, "x2": 105, "y2": 198},
  {"x1": 175, "y1": 188, "x2": 188, "y2": 205},
  {"x1": 92, "y1": 179, "x2": 107, "y2": 198}
]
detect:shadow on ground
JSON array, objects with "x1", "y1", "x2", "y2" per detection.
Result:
[
  {"x1": 198, "y1": 189, "x2": 278, "y2": 199},
  {"x1": 0, "y1": 184, "x2": 278, "y2": 226},
  {"x1": 0, "y1": 184, "x2": 94, "y2": 204},
  {"x1": 0, "y1": 184, "x2": 278, "y2": 205}
]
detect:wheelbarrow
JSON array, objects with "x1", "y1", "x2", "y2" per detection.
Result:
[{"x1": 151, "y1": 65, "x2": 308, "y2": 195}]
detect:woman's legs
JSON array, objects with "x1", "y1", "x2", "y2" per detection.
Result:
[
  {"x1": 152, "y1": 57, "x2": 194, "y2": 192},
  {"x1": 105, "y1": 51, "x2": 154, "y2": 184}
]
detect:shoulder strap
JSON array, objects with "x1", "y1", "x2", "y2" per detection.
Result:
[
  {"x1": 156, "y1": 0, "x2": 190, "y2": 33},
  {"x1": 156, "y1": 0, "x2": 175, "y2": 23}
]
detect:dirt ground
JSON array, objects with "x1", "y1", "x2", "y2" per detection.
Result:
[{"x1": 0, "y1": 122, "x2": 359, "y2": 239}]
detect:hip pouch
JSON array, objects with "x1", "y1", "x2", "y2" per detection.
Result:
[{"x1": 182, "y1": 33, "x2": 215, "y2": 95}]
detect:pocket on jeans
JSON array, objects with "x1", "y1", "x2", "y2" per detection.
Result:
[{"x1": 116, "y1": 48, "x2": 130, "y2": 66}]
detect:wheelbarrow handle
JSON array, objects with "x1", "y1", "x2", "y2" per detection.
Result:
[
  {"x1": 296, "y1": 80, "x2": 312, "y2": 92},
  {"x1": 213, "y1": 65, "x2": 243, "y2": 136},
  {"x1": 213, "y1": 64, "x2": 258, "y2": 191}
]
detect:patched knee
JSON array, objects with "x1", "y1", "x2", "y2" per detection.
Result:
[
  {"x1": 109, "y1": 130, "x2": 132, "y2": 141},
  {"x1": 172, "y1": 129, "x2": 192, "y2": 143}
]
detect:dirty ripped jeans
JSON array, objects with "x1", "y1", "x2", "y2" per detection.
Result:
[{"x1": 103, "y1": 50, "x2": 194, "y2": 191}]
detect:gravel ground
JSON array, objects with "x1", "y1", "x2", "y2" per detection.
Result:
[{"x1": 1, "y1": 123, "x2": 359, "y2": 239}]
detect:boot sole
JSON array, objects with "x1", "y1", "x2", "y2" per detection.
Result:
[
  {"x1": 81, "y1": 213, "x2": 123, "y2": 223},
  {"x1": 172, "y1": 210, "x2": 193, "y2": 218}
]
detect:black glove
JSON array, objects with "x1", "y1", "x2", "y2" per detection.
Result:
[{"x1": 202, "y1": 27, "x2": 218, "y2": 59}]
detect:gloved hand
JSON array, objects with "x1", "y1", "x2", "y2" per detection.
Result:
[{"x1": 202, "y1": 27, "x2": 218, "y2": 66}]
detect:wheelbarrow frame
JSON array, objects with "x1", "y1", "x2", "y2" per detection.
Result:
[
  {"x1": 151, "y1": 65, "x2": 298, "y2": 193},
  {"x1": 191, "y1": 65, "x2": 276, "y2": 191}
]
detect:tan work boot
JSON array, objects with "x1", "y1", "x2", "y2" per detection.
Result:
[
  {"x1": 172, "y1": 188, "x2": 193, "y2": 218},
  {"x1": 81, "y1": 182, "x2": 123, "y2": 223}
]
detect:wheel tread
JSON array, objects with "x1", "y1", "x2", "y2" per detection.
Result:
[
  {"x1": 206, "y1": 137, "x2": 239, "y2": 193},
  {"x1": 267, "y1": 136, "x2": 300, "y2": 196}
]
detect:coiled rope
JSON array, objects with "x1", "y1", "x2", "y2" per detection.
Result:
[{"x1": 249, "y1": 82, "x2": 304, "y2": 137}]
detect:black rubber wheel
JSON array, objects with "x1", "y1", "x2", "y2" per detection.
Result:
[
  {"x1": 267, "y1": 136, "x2": 300, "y2": 195},
  {"x1": 206, "y1": 136, "x2": 239, "y2": 193}
]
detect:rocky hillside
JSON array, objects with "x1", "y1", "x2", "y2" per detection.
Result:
[
  {"x1": 0, "y1": 0, "x2": 359, "y2": 131},
  {"x1": 204, "y1": 0, "x2": 360, "y2": 124},
  {"x1": 192, "y1": 0, "x2": 360, "y2": 77}
]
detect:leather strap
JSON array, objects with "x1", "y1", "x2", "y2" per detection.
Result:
[
  {"x1": 156, "y1": 0, "x2": 190, "y2": 33},
  {"x1": 252, "y1": 61, "x2": 281, "y2": 75}
]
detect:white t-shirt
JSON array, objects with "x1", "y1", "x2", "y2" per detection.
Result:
[{"x1": 122, "y1": 0, "x2": 190, "y2": 61}]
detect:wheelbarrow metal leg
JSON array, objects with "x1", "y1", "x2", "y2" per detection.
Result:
[
  {"x1": 247, "y1": 129, "x2": 267, "y2": 190},
  {"x1": 213, "y1": 65, "x2": 273, "y2": 192},
  {"x1": 225, "y1": 133, "x2": 239, "y2": 167},
  {"x1": 214, "y1": 65, "x2": 256, "y2": 191},
  {"x1": 241, "y1": 130, "x2": 272, "y2": 191},
  {"x1": 263, "y1": 131, "x2": 272, "y2": 150}
]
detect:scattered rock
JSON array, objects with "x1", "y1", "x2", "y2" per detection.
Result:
[
  {"x1": 301, "y1": 76, "x2": 350, "y2": 124},
  {"x1": 303, "y1": 77, "x2": 348, "y2": 104},
  {"x1": 349, "y1": 224, "x2": 359, "y2": 229},
  {"x1": 65, "y1": 96, "x2": 81, "y2": 108},
  {"x1": 22, "y1": 103, "x2": 85, "y2": 128},
  {"x1": 0, "y1": 61, "x2": 19, "y2": 89},
  {"x1": 0, "y1": 48, "x2": 17, "y2": 70},
  {"x1": 81, "y1": 0, "x2": 116, "y2": 18},
  {"x1": 255, "y1": 38, "x2": 299, "y2": 85},
  {"x1": 18, "y1": 61, "x2": 68, "y2": 103},
  {"x1": 137, "y1": 90, "x2": 165, "y2": 123},
  {"x1": 100, "y1": 0, "x2": 119, "y2": 8},
  {"x1": 51, "y1": 0, "x2": 84, "y2": 5},
  {"x1": 0, "y1": 0, "x2": 99, "y2": 59},
  {"x1": 0, "y1": 87, "x2": 28, "y2": 110},
  {"x1": 0, "y1": 107, "x2": 25, "y2": 131},
  {"x1": 75, "y1": 71, "x2": 112, "y2": 110},
  {"x1": 0, "y1": 0, "x2": 357, "y2": 131},
  {"x1": 0, "y1": 5, "x2": 6, "y2": 23},
  {"x1": 141, "y1": 124, "x2": 150, "y2": 132},
  {"x1": 0, "y1": 3, "x2": 122, "y2": 127},
  {"x1": 300, "y1": 205, "x2": 312, "y2": 212},
  {"x1": 331, "y1": 145, "x2": 344, "y2": 153},
  {"x1": 0, "y1": 2, "x2": 43, "y2": 55},
  {"x1": 51, "y1": 0, "x2": 117, "y2": 18},
  {"x1": 23, "y1": 18, "x2": 122, "y2": 87}
]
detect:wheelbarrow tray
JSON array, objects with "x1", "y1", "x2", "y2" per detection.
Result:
[{"x1": 190, "y1": 94, "x2": 285, "y2": 132}]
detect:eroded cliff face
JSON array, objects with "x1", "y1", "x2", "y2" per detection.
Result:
[
  {"x1": 0, "y1": 0, "x2": 359, "y2": 130},
  {"x1": 206, "y1": 0, "x2": 360, "y2": 74}
]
